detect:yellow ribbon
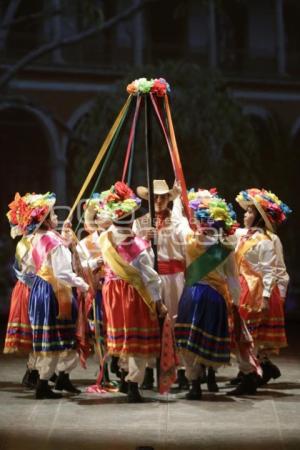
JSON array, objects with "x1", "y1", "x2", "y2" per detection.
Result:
[
  {"x1": 37, "y1": 266, "x2": 72, "y2": 320},
  {"x1": 68, "y1": 95, "x2": 132, "y2": 220},
  {"x1": 99, "y1": 231, "x2": 156, "y2": 315}
]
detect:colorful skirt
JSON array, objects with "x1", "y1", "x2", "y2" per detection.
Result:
[
  {"x1": 175, "y1": 283, "x2": 231, "y2": 367},
  {"x1": 87, "y1": 290, "x2": 106, "y2": 345},
  {"x1": 29, "y1": 276, "x2": 77, "y2": 354},
  {"x1": 239, "y1": 276, "x2": 287, "y2": 349},
  {"x1": 4, "y1": 280, "x2": 32, "y2": 354},
  {"x1": 102, "y1": 279, "x2": 161, "y2": 358}
]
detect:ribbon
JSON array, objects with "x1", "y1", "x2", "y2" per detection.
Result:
[
  {"x1": 185, "y1": 242, "x2": 231, "y2": 286},
  {"x1": 68, "y1": 95, "x2": 132, "y2": 220},
  {"x1": 122, "y1": 95, "x2": 142, "y2": 182},
  {"x1": 99, "y1": 231, "x2": 156, "y2": 315},
  {"x1": 149, "y1": 93, "x2": 192, "y2": 226}
]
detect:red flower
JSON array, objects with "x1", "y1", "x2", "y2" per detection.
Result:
[
  {"x1": 114, "y1": 182, "x2": 133, "y2": 200},
  {"x1": 106, "y1": 193, "x2": 121, "y2": 203},
  {"x1": 151, "y1": 79, "x2": 167, "y2": 97}
]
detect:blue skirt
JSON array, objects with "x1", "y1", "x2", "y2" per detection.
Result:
[
  {"x1": 29, "y1": 276, "x2": 78, "y2": 353},
  {"x1": 88, "y1": 289, "x2": 105, "y2": 345},
  {"x1": 175, "y1": 283, "x2": 230, "y2": 366}
]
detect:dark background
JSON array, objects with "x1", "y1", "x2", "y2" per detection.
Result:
[{"x1": 0, "y1": 0, "x2": 299, "y2": 325}]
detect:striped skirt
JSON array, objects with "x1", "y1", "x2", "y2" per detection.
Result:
[
  {"x1": 102, "y1": 279, "x2": 161, "y2": 358},
  {"x1": 175, "y1": 283, "x2": 231, "y2": 367},
  {"x1": 239, "y1": 277, "x2": 287, "y2": 349},
  {"x1": 29, "y1": 276, "x2": 77, "y2": 354},
  {"x1": 4, "y1": 280, "x2": 32, "y2": 354}
]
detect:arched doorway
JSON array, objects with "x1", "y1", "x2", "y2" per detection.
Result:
[{"x1": 0, "y1": 106, "x2": 59, "y2": 317}]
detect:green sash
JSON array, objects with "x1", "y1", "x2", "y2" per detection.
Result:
[{"x1": 185, "y1": 243, "x2": 232, "y2": 286}]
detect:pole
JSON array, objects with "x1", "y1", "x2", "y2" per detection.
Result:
[{"x1": 144, "y1": 94, "x2": 157, "y2": 270}]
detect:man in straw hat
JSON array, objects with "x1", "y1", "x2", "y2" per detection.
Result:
[
  {"x1": 134, "y1": 179, "x2": 190, "y2": 390},
  {"x1": 98, "y1": 181, "x2": 167, "y2": 402}
]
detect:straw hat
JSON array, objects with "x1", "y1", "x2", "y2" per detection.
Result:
[
  {"x1": 97, "y1": 181, "x2": 141, "y2": 222},
  {"x1": 137, "y1": 180, "x2": 178, "y2": 201},
  {"x1": 236, "y1": 188, "x2": 291, "y2": 232},
  {"x1": 188, "y1": 188, "x2": 239, "y2": 235},
  {"x1": 7, "y1": 192, "x2": 56, "y2": 239}
]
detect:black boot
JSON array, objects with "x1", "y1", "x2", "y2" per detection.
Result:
[
  {"x1": 49, "y1": 372, "x2": 58, "y2": 384},
  {"x1": 199, "y1": 365, "x2": 207, "y2": 384},
  {"x1": 22, "y1": 369, "x2": 39, "y2": 389},
  {"x1": 118, "y1": 369, "x2": 128, "y2": 394},
  {"x1": 186, "y1": 379, "x2": 202, "y2": 400},
  {"x1": 141, "y1": 367, "x2": 154, "y2": 390},
  {"x1": 229, "y1": 371, "x2": 245, "y2": 386},
  {"x1": 102, "y1": 363, "x2": 111, "y2": 384},
  {"x1": 177, "y1": 369, "x2": 190, "y2": 390},
  {"x1": 227, "y1": 372, "x2": 259, "y2": 396},
  {"x1": 259, "y1": 360, "x2": 281, "y2": 386},
  {"x1": 127, "y1": 381, "x2": 143, "y2": 403},
  {"x1": 110, "y1": 356, "x2": 121, "y2": 379},
  {"x1": 36, "y1": 379, "x2": 63, "y2": 399},
  {"x1": 55, "y1": 372, "x2": 81, "y2": 394},
  {"x1": 207, "y1": 367, "x2": 219, "y2": 392}
]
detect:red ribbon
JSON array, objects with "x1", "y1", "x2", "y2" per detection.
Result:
[{"x1": 122, "y1": 95, "x2": 142, "y2": 182}]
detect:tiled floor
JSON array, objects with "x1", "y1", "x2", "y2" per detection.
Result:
[{"x1": 0, "y1": 328, "x2": 299, "y2": 450}]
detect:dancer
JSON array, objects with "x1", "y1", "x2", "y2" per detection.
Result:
[
  {"x1": 98, "y1": 181, "x2": 167, "y2": 402},
  {"x1": 5, "y1": 194, "x2": 38, "y2": 387},
  {"x1": 135, "y1": 180, "x2": 189, "y2": 390},
  {"x1": 175, "y1": 189, "x2": 244, "y2": 400},
  {"x1": 28, "y1": 193, "x2": 90, "y2": 399},
  {"x1": 233, "y1": 188, "x2": 291, "y2": 386}
]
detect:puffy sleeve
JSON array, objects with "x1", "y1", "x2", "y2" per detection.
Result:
[
  {"x1": 76, "y1": 242, "x2": 101, "y2": 271},
  {"x1": 131, "y1": 248, "x2": 161, "y2": 302},
  {"x1": 273, "y1": 235, "x2": 289, "y2": 298},
  {"x1": 224, "y1": 252, "x2": 241, "y2": 305},
  {"x1": 258, "y1": 239, "x2": 277, "y2": 298},
  {"x1": 172, "y1": 197, "x2": 192, "y2": 236},
  {"x1": 52, "y1": 245, "x2": 89, "y2": 291}
]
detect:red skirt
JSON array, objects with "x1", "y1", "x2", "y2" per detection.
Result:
[
  {"x1": 4, "y1": 280, "x2": 32, "y2": 354},
  {"x1": 239, "y1": 276, "x2": 287, "y2": 349},
  {"x1": 102, "y1": 279, "x2": 161, "y2": 358}
]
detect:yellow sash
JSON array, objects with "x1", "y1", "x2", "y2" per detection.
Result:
[
  {"x1": 99, "y1": 231, "x2": 156, "y2": 315},
  {"x1": 236, "y1": 232, "x2": 270, "y2": 312},
  {"x1": 38, "y1": 266, "x2": 72, "y2": 320}
]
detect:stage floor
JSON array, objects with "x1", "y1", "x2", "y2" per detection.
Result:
[{"x1": 0, "y1": 332, "x2": 299, "y2": 450}]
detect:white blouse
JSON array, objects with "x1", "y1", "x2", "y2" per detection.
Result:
[
  {"x1": 235, "y1": 228, "x2": 289, "y2": 298},
  {"x1": 107, "y1": 224, "x2": 161, "y2": 302}
]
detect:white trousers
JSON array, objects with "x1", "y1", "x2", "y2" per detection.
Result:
[
  {"x1": 119, "y1": 356, "x2": 148, "y2": 385},
  {"x1": 181, "y1": 352, "x2": 204, "y2": 381},
  {"x1": 160, "y1": 272, "x2": 184, "y2": 328},
  {"x1": 36, "y1": 351, "x2": 78, "y2": 380},
  {"x1": 27, "y1": 352, "x2": 37, "y2": 370}
]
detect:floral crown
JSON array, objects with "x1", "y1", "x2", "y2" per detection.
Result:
[
  {"x1": 236, "y1": 188, "x2": 291, "y2": 231},
  {"x1": 97, "y1": 182, "x2": 141, "y2": 221},
  {"x1": 188, "y1": 188, "x2": 239, "y2": 235},
  {"x1": 7, "y1": 192, "x2": 56, "y2": 238},
  {"x1": 127, "y1": 77, "x2": 170, "y2": 96}
]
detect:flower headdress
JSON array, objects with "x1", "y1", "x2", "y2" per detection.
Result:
[
  {"x1": 188, "y1": 188, "x2": 238, "y2": 235},
  {"x1": 236, "y1": 188, "x2": 291, "y2": 232},
  {"x1": 7, "y1": 192, "x2": 56, "y2": 238},
  {"x1": 127, "y1": 77, "x2": 170, "y2": 96},
  {"x1": 97, "y1": 182, "x2": 141, "y2": 222}
]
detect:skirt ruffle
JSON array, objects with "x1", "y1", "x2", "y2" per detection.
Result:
[
  {"x1": 4, "y1": 280, "x2": 32, "y2": 354},
  {"x1": 175, "y1": 283, "x2": 231, "y2": 367},
  {"x1": 29, "y1": 276, "x2": 77, "y2": 354},
  {"x1": 239, "y1": 277, "x2": 287, "y2": 349},
  {"x1": 102, "y1": 279, "x2": 160, "y2": 358}
]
